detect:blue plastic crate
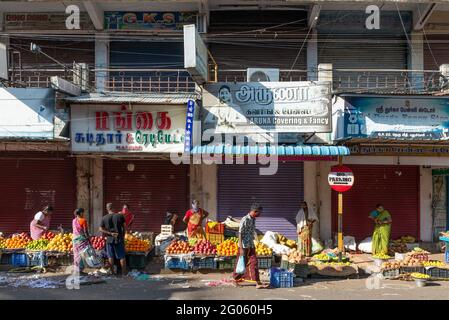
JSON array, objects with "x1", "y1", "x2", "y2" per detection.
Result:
[
  {"x1": 446, "y1": 251, "x2": 449, "y2": 264},
  {"x1": 192, "y1": 257, "x2": 217, "y2": 270},
  {"x1": 0, "y1": 253, "x2": 11, "y2": 265},
  {"x1": 165, "y1": 257, "x2": 190, "y2": 270},
  {"x1": 11, "y1": 253, "x2": 29, "y2": 267},
  {"x1": 269, "y1": 267, "x2": 294, "y2": 288}
]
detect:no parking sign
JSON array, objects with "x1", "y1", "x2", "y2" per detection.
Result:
[{"x1": 328, "y1": 165, "x2": 354, "y2": 192}]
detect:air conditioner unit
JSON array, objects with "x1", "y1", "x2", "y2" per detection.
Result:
[{"x1": 247, "y1": 68, "x2": 279, "y2": 82}]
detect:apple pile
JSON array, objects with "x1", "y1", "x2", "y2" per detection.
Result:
[
  {"x1": 166, "y1": 240, "x2": 193, "y2": 255},
  {"x1": 90, "y1": 236, "x2": 106, "y2": 250},
  {"x1": 41, "y1": 231, "x2": 56, "y2": 241},
  {"x1": 193, "y1": 239, "x2": 217, "y2": 256}
]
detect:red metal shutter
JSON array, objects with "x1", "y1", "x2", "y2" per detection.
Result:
[
  {"x1": 0, "y1": 152, "x2": 76, "y2": 235},
  {"x1": 217, "y1": 162, "x2": 304, "y2": 239},
  {"x1": 332, "y1": 165, "x2": 420, "y2": 242},
  {"x1": 103, "y1": 160, "x2": 189, "y2": 233}
]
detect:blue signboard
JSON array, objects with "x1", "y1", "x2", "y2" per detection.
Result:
[
  {"x1": 342, "y1": 95, "x2": 449, "y2": 140},
  {"x1": 184, "y1": 100, "x2": 195, "y2": 153},
  {"x1": 104, "y1": 12, "x2": 197, "y2": 30}
]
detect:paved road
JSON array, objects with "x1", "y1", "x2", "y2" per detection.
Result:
[{"x1": 1, "y1": 270, "x2": 448, "y2": 300}]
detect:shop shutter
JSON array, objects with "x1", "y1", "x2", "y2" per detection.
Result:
[
  {"x1": 0, "y1": 152, "x2": 76, "y2": 235},
  {"x1": 331, "y1": 165, "x2": 420, "y2": 242},
  {"x1": 318, "y1": 35, "x2": 408, "y2": 88},
  {"x1": 103, "y1": 160, "x2": 189, "y2": 233},
  {"x1": 424, "y1": 35, "x2": 449, "y2": 70},
  {"x1": 217, "y1": 162, "x2": 304, "y2": 239},
  {"x1": 208, "y1": 11, "x2": 308, "y2": 82}
]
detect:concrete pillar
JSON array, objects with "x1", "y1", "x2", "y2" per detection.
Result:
[
  {"x1": 318, "y1": 63, "x2": 333, "y2": 83},
  {"x1": 420, "y1": 166, "x2": 433, "y2": 242},
  {"x1": 307, "y1": 29, "x2": 318, "y2": 81},
  {"x1": 190, "y1": 164, "x2": 217, "y2": 220},
  {"x1": 91, "y1": 158, "x2": 104, "y2": 235},
  {"x1": 318, "y1": 161, "x2": 335, "y2": 242},
  {"x1": 95, "y1": 33, "x2": 109, "y2": 92},
  {"x1": 76, "y1": 157, "x2": 91, "y2": 226},
  {"x1": 410, "y1": 32, "x2": 424, "y2": 91}
]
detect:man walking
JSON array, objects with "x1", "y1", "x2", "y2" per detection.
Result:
[
  {"x1": 233, "y1": 203, "x2": 269, "y2": 289},
  {"x1": 100, "y1": 203, "x2": 127, "y2": 276}
]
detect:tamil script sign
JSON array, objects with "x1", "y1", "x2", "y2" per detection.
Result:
[
  {"x1": 71, "y1": 105, "x2": 186, "y2": 153},
  {"x1": 4, "y1": 12, "x2": 93, "y2": 30},
  {"x1": 348, "y1": 144, "x2": 449, "y2": 157},
  {"x1": 202, "y1": 82, "x2": 332, "y2": 134},
  {"x1": 104, "y1": 12, "x2": 197, "y2": 30},
  {"x1": 343, "y1": 95, "x2": 449, "y2": 140}
]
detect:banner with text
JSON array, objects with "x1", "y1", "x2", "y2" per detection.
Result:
[{"x1": 202, "y1": 82, "x2": 332, "y2": 134}]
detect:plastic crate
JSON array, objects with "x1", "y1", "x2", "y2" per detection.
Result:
[
  {"x1": 206, "y1": 233, "x2": 224, "y2": 246},
  {"x1": 257, "y1": 256, "x2": 273, "y2": 269},
  {"x1": 27, "y1": 252, "x2": 48, "y2": 267},
  {"x1": 11, "y1": 253, "x2": 29, "y2": 267},
  {"x1": 126, "y1": 253, "x2": 147, "y2": 269},
  {"x1": 217, "y1": 257, "x2": 236, "y2": 270},
  {"x1": 446, "y1": 251, "x2": 449, "y2": 264},
  {"x1": 381, "y1": 268, "x2": 400, "y2": 278},
  {"x1": 400, "y1": 266, "x2": 426, "y2": 274},
  {"x1": 206, "y1": 223, "x2": 224, "y2": 234},
  {"x1": 426, "y1": 267, "x2": 449, "y2": 279},
  {"x1": 280, "y1": 260, "x2": 309, "y2": 278},
  {"x1": 192, "y1": 257, "x2": 217, "y2": 270},
  {"x1": 269, "y1": 267, "x2": 294, "y2": 288},
  {"x1": 0, "y1": 253, "x2": 11, "y2": 265},
  {"x1": 165, "y1": 257, "x2": 190, "y2": 270}
]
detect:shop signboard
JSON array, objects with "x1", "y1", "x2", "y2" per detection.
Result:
[
  {"x1": 71, "y1": 104, "x2": 186, "y2": 153},
  {"x1": 349, "y1": 144, "x2": 449, "y2": 157},
  {"x1": 343, "y1": 95, "x2": 449, "y2": 140},
  {"x1": 104, "y1": 11, "x2": 197, "y2": 30},
  {"x1": 328, "y1": 165, "x2": 354, "y2": 193},
  {"x1": 202, "y1": 81, "x2": 332, "y2": 134},
  {"x1": 0, "y1": 88, "x2": 56, "y2": 139},
  {"x1": 4, "y1": 12, "x2": 94, "y2": 30},
  {"x1": 184, "y1": 100, "x2": 195, "y2": 153},
  {"x1": 184, "y1": 24, "x2": 208, "y2": 84}
]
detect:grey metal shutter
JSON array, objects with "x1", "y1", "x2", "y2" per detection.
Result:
[{"x1": 218, "y1": 162, "x2": 304, "y2": 239}]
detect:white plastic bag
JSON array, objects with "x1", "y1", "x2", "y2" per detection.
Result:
[
  {"x1": 260, "y1": 231, "x2": 278, "y2": 248},
  {"x1": 358, "y1": 237, "x2": 373, "y2": 253},
  {"x1": 311, "y1": 238, "x2": 324, "y2": 254},
  {"x1": 236, "y1": 256, "x2": 246, "y2": 274},
  {"x1": 80, "y1": 245, "x2": 103, "y2": 268}
]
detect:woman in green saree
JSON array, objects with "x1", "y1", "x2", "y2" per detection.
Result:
[{"x1": 369, "y1": 204, "x2": 392, "y2": 255}]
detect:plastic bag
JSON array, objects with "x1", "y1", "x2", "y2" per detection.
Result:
[
  {"x1": 260, "y1": 231, "x2": 278, "y2": 248},
  {"x1": 80, "y1": 245, "x2": 103, "y2": 268},
  {"x1": 311, "y1": 238, "x2": 324, "y2": 254},
  {"x1": 236, "y1": 256, "x2": 246, "y2": 274},
  {"x1": 358, "y1": 237, "x2": 373, "y2": 253}
]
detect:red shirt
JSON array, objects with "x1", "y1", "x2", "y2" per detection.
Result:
[{"x1": 121, "y1": 209, "x2": 134, "y2": 228}]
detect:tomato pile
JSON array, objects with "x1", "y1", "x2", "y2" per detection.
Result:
[{"x1": 90, "y1": 236, "x2": 106, "y2": 250}]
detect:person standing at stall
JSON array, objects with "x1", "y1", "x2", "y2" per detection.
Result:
[
  {"x1": 100, "y1": 203, "x2": 127, "y2": 276},
  {"x1": 120, "y1": 203, "x2": 134, "y2": 229},
  {"x1": 30, "y1": 205, "x2": 53, "y2": 240},
  {"x1": 72, "y1": 208, "x2": 90, "y2": 274},
  {"x1": 183, "y1": 200, "x2": 209, "y2": 239},
  {"x1": 296, "y1": 201, "x2": 318, "y2": 257},
  {"x1": 369, "y1": 204, "x2": 392, "y2": 255},
  {"x1": 233, "y1": 203, "x2": 269, "y2": 289}
]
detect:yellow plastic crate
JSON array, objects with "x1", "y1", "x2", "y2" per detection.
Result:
[{"x1": 206, "y1": 233, "x2": 224, "y2": 245}]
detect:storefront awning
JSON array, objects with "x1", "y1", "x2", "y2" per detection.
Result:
[{"x1": 191, "y1": 145, "x2": 350, "y2": 156}]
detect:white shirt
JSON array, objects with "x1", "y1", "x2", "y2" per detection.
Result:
[{"x1": 34, "y1": 211, "x2": 45, "y2": 222}]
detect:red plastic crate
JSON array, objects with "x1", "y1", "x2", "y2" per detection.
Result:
[{"x1": 206, "y1": 222, "x2": 224, "y2": 234}]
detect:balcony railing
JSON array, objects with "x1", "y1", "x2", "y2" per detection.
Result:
[{"x1": 7, "y1": 67, "x2": 448, "y2": 95}]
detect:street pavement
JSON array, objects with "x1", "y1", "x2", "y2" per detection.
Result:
[{"x1": 0, "y1": 254, "x2": 448, "y2": 300}]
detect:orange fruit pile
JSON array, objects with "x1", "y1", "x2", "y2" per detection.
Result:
[
  {"x1": 46, "y1": 233, "x2": 73, "y2": 252},
  {"x1": 216, "y1": 239, "x2": 238, "y2": 256},
  {"x1": 5, "y1": 233, "x2": 31, "y2": 249},
  {"x1": 166, "y1": 240, "x2": 193, "y2": 254},
  {"x1": 0, "y1": 237, "x2": 6, "y2": 249},
  {"x1": 125, "y1": 234, "x2": 150, "y2": 252}
]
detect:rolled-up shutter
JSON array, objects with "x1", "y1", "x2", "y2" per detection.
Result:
[
  {"x1": 332, "y1": 165, "x2": 420, "y2": 242},
  {"x1": 0, "y1": 152, "x2": 76, "y2": 235},
  {"x1": 103, "y1": 160, "x2": 189, "y2": 233},
  {"x1": 218, "y1": 163, "x2": 304, "y2": 239}
]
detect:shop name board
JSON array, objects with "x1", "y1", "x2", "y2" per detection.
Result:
[
  {"x1": 202, "y1": 82, "x2": 332, "y2": 134},
  {"x1": 184, "y1": 24, "x2": 208, "y2": 84},
  {"x1": 432, "y1": 168, "x2": 449, "y2": 176},
  {"x1": 104, "y1": 12, "x2": 197, "y2": 30},
  {"x1": 343, "y1": 96, "x2": 449, "y2": 140},
  {"x1": 349, "y1": 144, "x2": 449, "y2": 156},
  {"x1": 4, "y1": 12, "x2": 93, "y2": 30},
  {"x1": 71, "y1": 105, "x2": 186, "y2": 153}
]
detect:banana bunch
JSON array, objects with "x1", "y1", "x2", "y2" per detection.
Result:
[
  {"x1": 277, "y1": 234, "x2": 296, "y2": 248},
  {"x1": 411, "y1": 272, "x2": 430, "y2": 279},
  {"x1": 422, "y1": 260, "x2": 445, "y2": 267},
  {"x1": 314, "y1": 253, "x2": 331, "y2": 261},
  {"x1": 413, "y1": 247, "x2": 430, "y2": 254},
  {"x1": 372, "y1": 253, "x2": 391, "y2": 260}
]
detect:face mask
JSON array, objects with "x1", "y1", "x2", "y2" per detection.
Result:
[{"x1": 192, "y1": 205, "x2": 198, "y2": 212}]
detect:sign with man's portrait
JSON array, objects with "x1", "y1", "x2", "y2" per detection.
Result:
[{"x1": 202, "y1": 82, "x2": 332, "y2": 134}]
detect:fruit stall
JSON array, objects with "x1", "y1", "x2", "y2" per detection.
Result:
[{"x1": 0, "y1": 230, "x2": 153, "y2": 270}]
